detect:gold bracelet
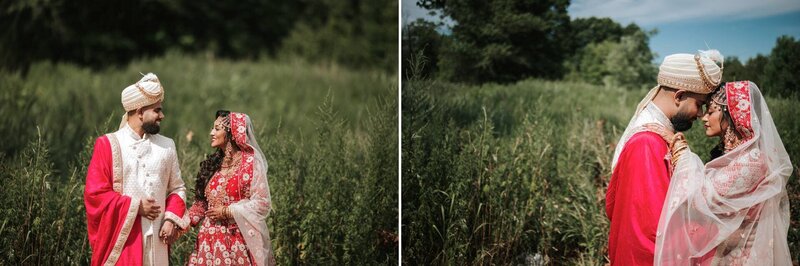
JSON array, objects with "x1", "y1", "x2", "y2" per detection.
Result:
[{"x1": 671, "y1": 142, "x2": 688, "y2": 168}]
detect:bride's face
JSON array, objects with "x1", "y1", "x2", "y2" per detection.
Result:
[
  {"x1": 702, "y1": 103, "x2": 725, "y2": 137},
  {"x1": 210, "y1": 116, "x2": 229, "y2": 148}
]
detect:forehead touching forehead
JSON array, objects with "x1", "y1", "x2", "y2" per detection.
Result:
[{"x1": 681, "y1": 91, "x2": 707, "y2": 104}]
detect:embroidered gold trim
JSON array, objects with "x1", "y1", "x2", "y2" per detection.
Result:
[
  {"x1": 105, "y1": 197, "x2": 140, "y2": 266},
  {"x1": 135, "y1": 82, "x2": 164, "y2": 102},
  {"x1": 164, "y1": 210, "x2": 190, "y2": 230},
  {"x1": 104, "y1": 133, "x2": 138, "y2": 266},
  {"x1": 694, "y1": 54, "x2": 721, "y2": 92},
  {"x1": 107, "y1": 134, "x2": 123, "y2": 193},
  {"x1": 658, "y1": 76, "x2": 707, "y2": 92}
]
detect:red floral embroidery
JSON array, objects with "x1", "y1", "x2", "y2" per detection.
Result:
[
  {"x1": 725, "y1": 81, "x2": 754, "y2": 141},
  {"x1": 188, "y1": 112, "x2": 258, "y2": 265}
]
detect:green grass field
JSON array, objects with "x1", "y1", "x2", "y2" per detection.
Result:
[
  {"x1": 0, "y1": 52, "x2": 398, "y2": 264},
  {"x1": 402, "y1": 67, "x2": 800, "y2": 265}
]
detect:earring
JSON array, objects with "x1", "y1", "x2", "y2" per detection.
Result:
[
  {"x1": 225, "y1": 141, "x2": 233, "y2": 157},
  {"x1": 723, "y1": 126, "x2": 740, "y2": 153}
]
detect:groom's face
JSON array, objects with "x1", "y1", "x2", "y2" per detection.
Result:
[
  {"x1": 671, "y1": 91, "x2": 706, "y2": 132},
  {"x1": 139, "y1": 101, "x2": 164, "y2": 134}
]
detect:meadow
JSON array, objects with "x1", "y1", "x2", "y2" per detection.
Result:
[
  {"x1": 0, "y1": 52, "x2": 398, "y2": 265},
  {"x1": 402, "y1": 60, "x2": 800, "y2": 265}
]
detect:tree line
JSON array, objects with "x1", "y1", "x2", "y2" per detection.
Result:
[
  {"x1": 0, "y1": 0, "x2": 397, "y2": 73},
  {"x1": 402, "y1": 0, "x2": 799, "y2": 98}
]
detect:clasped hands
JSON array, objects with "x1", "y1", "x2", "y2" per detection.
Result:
[{"x1": 137, "y1": 197, "x2": 181, "y2": 245}]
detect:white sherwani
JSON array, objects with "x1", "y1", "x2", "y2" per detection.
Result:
[{"x1": 114, "y1": 124, "x2": 187, "y2": 266}]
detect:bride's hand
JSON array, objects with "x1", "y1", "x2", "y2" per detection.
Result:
[{"x1": 205, "y1": 206, "x2": 228, "y2": 221}]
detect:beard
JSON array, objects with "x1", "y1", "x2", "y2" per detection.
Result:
[
  {"x1": 671, "y1": 111, "x2": 694, "y2": 132},
  {"x1": 142, "y1": 120, "x2": 160, "y2": 134}
]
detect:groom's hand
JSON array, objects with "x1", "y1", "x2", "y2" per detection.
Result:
[
  {"x1": 139, "y1": 197, "x2": 162, "y2": 220},
  {"x1": 159, "y1": 220, "x2": 177, "y2": 245}
]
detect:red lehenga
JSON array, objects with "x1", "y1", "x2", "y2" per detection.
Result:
[
  {"x1": 188, "y1": 157, "x2": 255, "y2": 265},
  {"x1": 188, "y1": 112, "x2": 275, "y2": 266}
]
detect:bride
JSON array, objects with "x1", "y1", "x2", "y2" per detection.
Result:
[{"x1": 650, "y1": 81, "x2": 792, "y2": 265}]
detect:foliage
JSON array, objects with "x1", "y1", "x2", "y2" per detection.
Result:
[
  {"x1": 402, "y1": 19, "x2": 445, "y2": 80},
  {"x1": 418, "y1": 0, "x2": 572, "y2": 83},
  {"x1": 0, "y1": 0, "x2": 397, "y2": 73},
  {"x1": 281, "y1": 0, "x2": 398, "y2": 72},
  {"x1": 720, "y1": 35, "x2": 799, "y2": 98},
  {"x1": 724, "y1": 55, "x2": 767, "y2": 85},
  {"x1": 763, "y1": 35, "x2": 800, "y2": 98},
  {"x1": 0, "y1": 53, "x2": 398, "y2": 264},
  {"x1": 566, "y1": 17, "x2": 645, "y2": 52},
  {"x1": 0, "y1": 130, "x2": 89, "y2": 264},
  {"x1": 402, "y1": 54, "x2": 800, "y2": 265},
  {"x1": 404, "y1": 2, "x2": 656, "y2": 86},
  {"x1": 564, "y1": 30, "x2": 657, "y2": 89}
]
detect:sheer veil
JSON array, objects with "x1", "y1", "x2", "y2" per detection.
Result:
[
  {"x1": 229, "y1": 113, "x2": 276, "y2": 266},
  {"x1": 655, "y1": 81, "x2": 792, "y2": 265}
]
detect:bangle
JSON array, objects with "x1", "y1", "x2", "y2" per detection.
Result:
[{"x1": 670, "y1": 139, "x2": 688, "y2": 169}]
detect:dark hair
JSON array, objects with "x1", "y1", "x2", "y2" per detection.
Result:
[
  {"x1": 707, "y1": 85, "x2": 738, "y2": 160},
  {"x1": 194, "y1": 110, "x2": 231, "y2": 201}
]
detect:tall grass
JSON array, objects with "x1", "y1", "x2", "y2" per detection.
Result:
[
  {"x1": 0, "y1": 52, "x2": 398, "y2": 264},
  {"x1": 402, "y1": 56, "x2": 800, "y2": 265}
]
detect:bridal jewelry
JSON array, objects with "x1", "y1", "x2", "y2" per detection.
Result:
[{"x1": 723, "y1": 126, "x2": 741, "y2": 153}]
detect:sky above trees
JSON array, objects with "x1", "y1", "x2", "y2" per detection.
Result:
[{"x1": 403, "y1": 0, "x2": 800, "y2": 62}]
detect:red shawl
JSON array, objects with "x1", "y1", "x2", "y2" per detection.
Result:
[{"x1": 606, "y1": 131, "x2": 671, "y2": 265}]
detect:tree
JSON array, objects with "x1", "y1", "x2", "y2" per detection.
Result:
[
  {"x1": 281, "y1": 0, "x2": 398, "y2": 72},
  {"x1": 563, "y1": 20, "x2": 656, "y2": 89},
  {"x1": 0, "y1": 0, "x2": 396, "y2": 73},
  {"x1": 420, "y1": 0, "x2": 571, "y2": 83},
  {"x1": 568, "y1": 17, "x2": 625, "y2": 53},
  {"x1": 402, "y1": 19, "x2": 445, "y2": 79},
  {"x1": 603, "y1": 32, "x2": 657, "y2": 89},
  {"x1": 723, "y1": 55, "x2": 769, "y2": 85},
  {"x1": 723, "y1": 56, "x2": 746, "y2": 82},
  {"x1": 762, "y1": 35, "x2": 800, "y2": 97},
  {"x1": 743, "y1": 54, "x2": 768, "y2": 85}
]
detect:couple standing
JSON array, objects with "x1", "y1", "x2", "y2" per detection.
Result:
[
  {"x1": 606, "y1": 50, "x2": 792, "y2": 265},
  {"x1": 83, "y1": 73, "x2": 276, "y2": 265}
]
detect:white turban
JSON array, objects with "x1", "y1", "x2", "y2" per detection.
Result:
[
  {"x1": 657, "y1": 49, "x2": 724, "y2": 94},
  {"x1": 630, "y1": 50, "x2": 724, "y2": 118},
  {"x1": 119, "y1": 73, "x2": 165, "y2": 129},
  {"x1": 612, "y1": 50, "x2": 725, "y2": 171}
]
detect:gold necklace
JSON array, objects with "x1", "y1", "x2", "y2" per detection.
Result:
[{"x1": 221, "y1": 153, "x2": 242, "y2": 168}]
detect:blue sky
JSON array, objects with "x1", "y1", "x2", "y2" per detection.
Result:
[{"x1": 402, "y1": 0, "x2": 800, "y2": 63}]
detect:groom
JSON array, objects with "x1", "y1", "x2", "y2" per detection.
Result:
[
  {"x1": 605, "y1": 52, "x2": 723, "y2": 265},
  {"x1": 84, "y1": 73, "x2": 190, "y2": 266}
]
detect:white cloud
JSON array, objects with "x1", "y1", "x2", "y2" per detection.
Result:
[{"x1": 569, "y1": 0, "x2": 800, "y2": 26}]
